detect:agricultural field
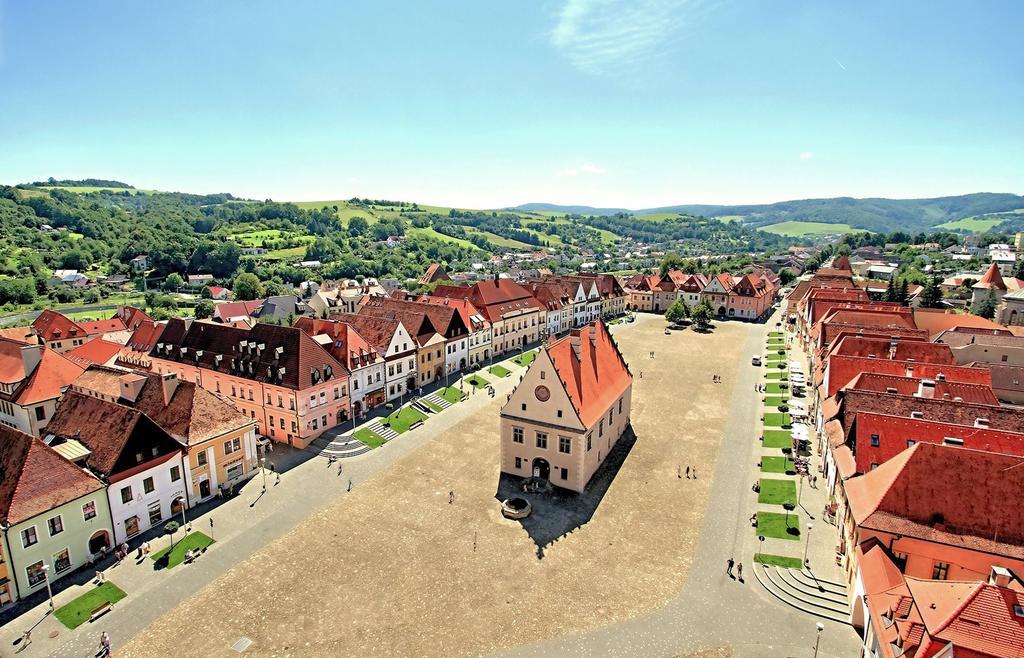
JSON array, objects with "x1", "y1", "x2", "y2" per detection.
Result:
[
  {"x1": 759, "y1": 221, "x2": 861, "y2": 237},
  {"x1": 934, "y1": 216, "x2": 1007, "y2": 232},
  {"x1": 38, "y1": 186, "x2": 155, "y2": 194}
]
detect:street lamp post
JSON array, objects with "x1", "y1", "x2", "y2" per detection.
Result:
[
  {"x1": 804, "y1": 521, "x2": 814, "y2": 567},
  {"x1": 260, "y1": 456, "x2": 267, "y2": 493},
  {"x1": 813, "y1": 622, "x2": 824, "y2": 658},
  {"x1": 180, "y1": 498, "x2": 188, "y2": 533},
  {"x1": 40, "y1": 563, "x2": 54, "y2": 610}
]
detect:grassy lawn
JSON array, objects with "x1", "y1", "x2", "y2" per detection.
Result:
[
  {"x1": 440, "y1": 386, "x2": 465, "y2": 404},
  {"x1": 354, "y1": 427, "x2": 387, "y2": 448},
  {"x1": 763, "y1": 412, "x2": 792, "y2": 427},
  {"x1": 756, "y1": 511, "x2": 801, "y2": 540},
  {"x1": 488, "y1": 364, "x2": 511, "y2": 378},
  {"x1": 765, "y1": 371, "x2": 788, "y2": 380},
  {"x1": 758, "y1": 479, "x2": 798, "y2": 506},
  {"x1": 761, "y1": 456, "x2": 796, "y2": 474},
  {"x1": 763, "y1": 396, "x2": 788, "y2": 408},
  {"x1": 768, "y1": 332, "x2": 784, "y2": 337},
  {"x1": 763, "y1": 430, "x2": 793, "y2": 449},
  {"x1": 513, "y1": 350, "x2": 537, "y2": 367},
  {"x1": 465, "y1": 374, "x2": 490, "y2": 389},
  {"x1": 765, "y1": 383, "x2": 789, "y2": 394},
  {"x1": 934, "y1": 216, "x2": 1003, "y2": 232},
  {"x1": 765, "y1": 352, "x2": 786, "y2": 361},
  {"x1": 151, "y1": 532, "x2": 215, "y2": 570},
  {"x1": 754, "y1": 553, "x2": 804, "y2": 569},
  {"x1": 386, "y1": 406, "x2": 428, "y2": 433},
  {"x1": 54, "y1": 582, "x2": 127, "y2": 629},
  {"x1": 422, "y1": 398, "x2": 445, "y2": 413},
  {"x1": 760, "y1": 220, "x2": 860, "y2": 237}
]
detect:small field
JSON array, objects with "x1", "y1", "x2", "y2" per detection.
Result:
[
  {"x1": 756, "y1": 511, "x2": 801, "y2": 540},
  {"x1": 763, "y1": 396, "x2": 788, "y2": 408},
  {"x1": 152, "y1": 532, "x2": 215, "y2": 570},
  {"x1": 464, "y1": 374, "x2": 489, "y2": 389},
  {"x1": 760, "y1": 221, "x2": 861, "y2": 237},
  {"x1": 386, "y1": 407, "x2": 428, "y2": 433},
  {"x1": 754, "y1": 553, "x2": 803, "y2": 569},
  {"x1": 513, "y1": 350, "x2": 537, "y2": 367},
  {"x1": 762, "y1": 430, "x2": 793, "y2": 449},
  {"x1": 760, "y1": 456, "x2": 795, "y2": 474},
  {"x1": 440, "y1": 386, "x2": 465, "y2": 404},
  {"x1": 488, "y1": 364, "x2": 511, "y2": 378},
  {"x1": 758, "y1": 479, "x2": 797, "y2": 506},
  {"x1": 762, "y1": 412, "x2": 792, "y2": 427},
  {"x1": 934, "y1": 216, "x2": 1004, "y2": 233},
  {"x1": 354, "y1": 427, "x2": 387, "y2": 448},
  {"x1": 54, "y1": 582, "x2": 127, "y2": 629}
]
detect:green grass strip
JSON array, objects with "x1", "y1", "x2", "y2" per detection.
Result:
[
  {"x1": 763, "y1": 430, "x2": 793, "y2": 449},
  {"x1": 465, "y1": 374, "x2": 490, "y2": 389},
  {"x1": 54, "y1": 582, "x2": 127, "y2": 629},
  {"x1": 756, "y1": 511, "x2": 801, "y2": 541},
  {"x1": 488, "y1": 364, "x2": 511, "y2": 378},
  {"x1": 386, "y1": 406, "x2": 428, "y2": 433},
  {"x1": 760, "y1": 456, "x2": 796, "y2": 474},
  {"x1": 151, "y1": 532, "x2": 215, "y2": 570},
  {"x1": 754, "y1": 553, "x2": 804, "y2": 569},
  {"x1": 758, "y1": 478, "x2": 798, "y2": 506},
  {"x1": 440, "y1": 386, "x2": 465, "y2": 404},
  {"x1": 354, "y1": 427, "x2": 387, "y2": 448}
]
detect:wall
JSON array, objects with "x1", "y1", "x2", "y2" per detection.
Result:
[{"x1": 107, "y1": 453, "x2": 188, "y2": 544}]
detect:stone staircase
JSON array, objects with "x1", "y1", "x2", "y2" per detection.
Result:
[
  {"x1": 753, "y1": 563, "x2": 850, "y2": 625},
  {"x1": 365, "y1": 419, "x2": 399, "y2": 442},
  {"x1": 421, "y1": 393, "x2": 453, "y2": 412},
  {"x1": 307, "y1": 433, "x2": 372, "y2": 460}
]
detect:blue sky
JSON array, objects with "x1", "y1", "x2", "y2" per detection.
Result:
[{"x1": 1, "y1": 0, "x2": 1022, "y2": 208}]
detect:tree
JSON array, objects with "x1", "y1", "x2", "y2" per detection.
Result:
[
  {"x1": 164, "y1": 521, "x2": 180, "y2": 551},
  {"x1": 691, "y1": 300, "x2": 713, "y2": 331},
  {"x1": 194, "y1": 299, "x2": 215, "y2": 319},
  {"x1": 659, "y1": 252, "x2": 685, "y2": 276},
  {"x1": 921, "y1": 276, "x2": 943, "y2": 308},
  {"x1": 348, "y1": 216, "x2": 369, "y2": 237},
  {"x1": 897, "y1": 278, "x2": 910, "y2": 306},
  {"x1": 59, "y1": 249, "x2": 91, "y2": 270},
  {"x1": 1015, "y1": 259, "x2": 1024, "y2": 282},
  {"x1": 778, "y1": 268, "x2": 797, "y2": 285},
  {"x1": 664, "y1": 300, "x2": 689, "y2": 324},
  {"x1": 977, "y1": 288, "x2": 999, "y2": 319},
  {"x1": 200, "y1": 286, "x2": 213, "y2": 299},
  {"x1": 233, "y1": 272, "x2": 263, "y2": 300},
  {"x1": 162, "y1": 272, "x2": 184, "y2": 292}
]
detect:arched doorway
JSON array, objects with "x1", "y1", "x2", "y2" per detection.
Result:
[
  {"x1": 170, "y1": 496, "x2": 185, "y2": 516},
  {"x1": 532, "y1": 457, "x2": 550, "y2": 480},
  {"x1": 1011, "y1": 310, "x2": 1019, "y2": 325},
  {"x1": 459, "y1": 357, "x2": 466, "y2": 370},
  {"x1": 88, "y1": 529, "x2": 111, "y2": 554},
  {"x1": 717, "y1": 306, "x2": 727, "y2": 317},
  {"x1": 435, "y1": 365, "x2": 443, "y2": 380}
]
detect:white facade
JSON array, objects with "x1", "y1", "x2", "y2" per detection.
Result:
[
  {"x1": 383, "y1": 322, "x2": 417, "y2": 401},
  {"x1": 349, "y1": 361, "x2": 386, "y2": 409},
  {"x1": 444, "y1": 335, "x2": 469, "y2": 374},
  {"x1": 467, "y1": 325, "x2": 492, "y2": 366},
  {"x1": 108, "y1": 454, "x2": 188, "y2": 544}
]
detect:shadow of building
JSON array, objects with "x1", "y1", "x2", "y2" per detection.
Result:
[{"x1": 494, "y1": 426, "x2": 637, "y2": 559}]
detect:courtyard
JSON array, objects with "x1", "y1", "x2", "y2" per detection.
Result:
[{"x1": 120, "y1": 314, "x2": 760, "y2": 657}]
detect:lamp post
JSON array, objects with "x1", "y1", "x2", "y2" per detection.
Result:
[
  {"x1": 180, "y1": 497, "x2": 188, "y2": 533},
  {"x1": 804, "y1": 521, "x2": 814, "y2": 567},
  {"x1": 260, "y1": 456, "x2": 267, "y2": 493},
  {"x1": 40, "y1": 563, "x2": 54, "y2": 611},
  {"x1": 813, "y1": 622, "x2": 824, "y2": 658}
]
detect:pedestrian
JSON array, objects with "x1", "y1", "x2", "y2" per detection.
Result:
[
  {"x1": 95, "y1": 569, "x2": 105, "y2": 583},
  {"x1": 693, "y1": 467, "x2": 697, "y2": 479},
  {"x1": 726, "y1": 557, "x2": 734, "y2": 577},
  {"x1": 100, "y1": 631, "x2": 111, "y2": 656},
  {"x1": 686, "y1": 465, "x2": 690, "y2": 479},
  {"x1": 347, "y1": 478, "x2": 352, "y2": 492},
  {"x1": 449, "y1": 490, "x2": 455, "y2": 504},
  {"x1": 737, "y1": 562, "x2": 744, "y2": 582},
  {"x1": 276, "y1": 472, "x2": 281, "y2": 485},
  {"x1": 136, "y1": 545, "x2": 143, "y2": 559},
  {"x1": 337, "y1": 462, "x2": 343, "y2": 476},
  {"x1": 677, "y1": 464, "x2": 682, "y2": 479},
  {"x1": 120, "y1": 542, "x2": 128, "y2": 556},
  {"x1": 328, "y1": 455, "x2": 336, "y2": 467},
  {"x1": 143, "y1": 541, "x2": 151, "y2": 556},
  {"x1": 114, "y1": 549, "x2": 122, "y2": 563}
]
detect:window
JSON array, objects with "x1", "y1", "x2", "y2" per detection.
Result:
[
  {"x1": 231, "y1": 385, "x2": 237, "y2": 397},
  {"x1": 310, "y1": 395, "x2": 318, "y2": 408},
  {"x1": 321, "y1": 415, "x2": 327, "y2": 427},
  {"x1": 47, "y1": 515, "x2": 64, "y2": 536},
  {"x1": 587, "y1": 433, "x2": 592, "y2": 451},
  {"x1": 170, "y1": 465, "x2": 181, "y2": 482},
  {"x1": 870, "y1": 463, "x2": 879, "y2": 470},
  {"x1": 932, "y1": 562, "x2": 950, "y2": 580},
  {"x1": 143, "y1": 477, "x2": 155, "y2": 494},
  {"x1": 560, "y1": 467, "x2": 568, "y2": 480},
  {"x1": 21, "y1": 526, "x2": 38, "y2": 548},
  {"x1": 312, "y1": 418, "x2": 319, "y2": 430},
  {"x1": 619, "y1": 398, "x2": 623, "y2": 414},
  {"x1": 280, "y1": 418, "x2": 285, "y2": 429},
  {"x1": 893, "y1": 551, "x2": 908, "y2": 571},
  {"x1": 521, "y1": 402, "x2": 527, "y2": 412},
  {"x1": 906, "y1": 440, "x2": 916, "y2": 448},
  {"x1": 334, "y1": 387, "x2": 340, "y2": 399},
  {"x1": 515, "y1": 457, "x2": 522, "y2": 469},
  {"x1": 82, "y1": 501, "x2": 97, "y2": 521},
  {"x1": 224, "y1": 438, "x2": 240, "y2": 454},
  {"x1": 559, "y1": 436, "x2": 571, "y2": 454},
  {"x1": 557, "y1": 409, "x2": 563, "y2": 418},
  {"x1": 291, "y1": 421, "x2": 297, "y2": 432},
  {"x1": 197, "y1": 451, "x2": 207, "y2": 466},
  {"x1": 120, "y1": 486, "x2": 133, "y2": 504},
  {"x1": 53, "y1": 548, "x2": 72, "y2": 574},
  {"x1": 599, "y1": 419, "x2": 604, "y2": 437},
  {"x1": 608, "y1": 409, "x2": 613, "y2": 424},
  {"x1": 148, "y1": 504, "x2": 162, "y2": 526},
  {"x1": 26, "y1": 560, "x2": 46, "y2": 587},
  {"x1": 536, "y1": 432, "x2": 548, "y2": 449},
  {"x1": 278, "y1": 395, "x2": 283, "y2": 408},
  {"x1": 35, "y1": 406, "x2": 46, "y2": 422},
  {"x1": 1002, "y1": 354, "x2": 1009, "y2": 362},
  {"x1": 540, "y1": 371, "x2": 545, "y2": 380},
  {"x1": 870, "y1": 434, "x2": 880, "y2": 447},
  {"x1": 512, "y1": 427, "x2": 524, "y2": 443}
]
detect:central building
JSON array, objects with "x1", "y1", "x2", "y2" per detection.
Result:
[{"x1": 499, "y1": 320, "x2": 633, "y2": 493}]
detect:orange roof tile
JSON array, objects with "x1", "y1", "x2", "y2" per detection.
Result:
[
  {"x1": 78, "y1": 317, "x2": 128, "y2": 335},
  {"x1": 66, "y1": 338, "x2": 124, "y2": 367},
  {"x1": 545, "y1": 321, "x2": 632, "y2": 427},
  {"x1": 31, "y1": 309, "x2": 86, "y2": 341}
]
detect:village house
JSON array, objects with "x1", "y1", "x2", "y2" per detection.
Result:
[
  {"x1": 499, "y1": 321, "x2": 632, "y2": 493},
  {"x1": 129, "y1": 254, "x2": 148, "y2": 271},
  {"x1": 0, "y1": 426, "x2": 112, "y2": 607},
  {"x1": 45, "y1": 392, "x2": 188, "y2": 544},
  {"x1": 0, "y1": 339, "x2": 84, "y2": 435},
  {"x1": 625, "y1": 274, "x2": 676, "y2": 312},
  {"x1": 148, "y1": 320, "x2": 351, "y2": 449},
  {"x1": 433, "y1": 279, "x2": 543, "y2": 357},
  {"x1": 971, "y1": 261, "x2": 1024, "y2": 313},
  {"x1": 362, "y1": 297, "x2": 470, "y2": 376},
  {"x1": 415, "y1": 295, "x2": 492, "y2": 368},
  {"x1": 70, "y1": 365, "x2": 259, "y2": 503},
  {"x1": 327, "y1": 314, "x2": 416, "y2": 402},
  {"x1": 357, "y1": 303, "x2": 446, "y2": 388},
  {"x1": 29, "y1": 310, "x2": 95, "y2": 353},
  {"x1": 307, "y1": 279, "x2": 388, "y2": 317},
  {"x1": 293, "y1": 318, "x2": 387, "y2": 418}
]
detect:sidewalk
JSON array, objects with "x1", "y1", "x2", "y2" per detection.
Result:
[{"x1": 0, "y1": 336, "x2": 557, "y2": 658}]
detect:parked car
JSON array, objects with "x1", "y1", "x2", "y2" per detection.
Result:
[{"x1": 751, "y1": 355, "x2": 762, "y2": 366}]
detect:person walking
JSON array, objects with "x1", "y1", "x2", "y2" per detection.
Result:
[
  {"x1": 449, "y1": 490, "x2": 455, "y2": 504},
  {"x1": 736, "y1": 562, "x2": 744, "y2": 582},
  {"x1": 686, "y1": 465, "x2": 691, "y2": 479},
  {"x1": 95, "y1": 569, "x2": 105, "y2": 583},
  {"x1": 726, "y1": 557, "x2": 735, "y2": 577},
  {"x1": 100, "y1": 631, "x2": 111, "y2": 656},
  {"x1": 337, "y1": 462, "x2": 343, "y2": 477}
]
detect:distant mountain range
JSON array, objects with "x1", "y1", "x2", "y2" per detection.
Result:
[{"x1": 515, "y1": 193, "x2": 1024, "y2": 234}]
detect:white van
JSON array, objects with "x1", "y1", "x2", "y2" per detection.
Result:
[{"x1": 751, "y1": 355, "x2": 762, "y2": 366}]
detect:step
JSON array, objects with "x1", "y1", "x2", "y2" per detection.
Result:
[
  {"x1": 774, "y1": 569, "x2": 848, "y2": 608},
  {"x1": 797, "y1": 567, "x2": 847, "y2": 590},
  {"x1": 423, "y1": 393, "x2": 452, "y2": 411},
  {"x1": 788, "y1": 568, "x2": 848, "y2": 597},
  {"x1": 367, "y1": 420, "x2": 399, "y2": 440},
  {"x1": 753, "y1": 563, "x2": 850, "y2": 624}
]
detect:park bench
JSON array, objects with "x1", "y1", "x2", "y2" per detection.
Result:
[{"x1": 89, "y1": 601, "x2": 112, "y2": 622}]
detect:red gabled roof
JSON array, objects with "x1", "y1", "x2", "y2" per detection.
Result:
[
  {"x1": 116, "y1": 306, "x2": 152, "y2": 331},
  {"x1": 435, "y1": 279, "x2": 544, "y2": 323},
  {"x1": 213, "y1": 299, "x2": 264, "y2": 322},
  {"x1": 846, "y1": 372, "x2": 999, "y2": 406},
  {"x1": 0, "y1": 326, "x2": 37, "y2": 344},
  {"x1": 975, "y1": 262, "x2": 1007, "y2": 291},
  {"x1": 823, "y1": 354, "x2": 990, "y2": 398},
  {"x1": 418, "y1": 263, "x2": 450, "y2": 285},
  {"x1": 0, "y1": 425, "x2": 103, "y2": 526},
  {"x1": 0, "y1": 339, "x2": 85, "y2": 404},
  {"x1": 78, "y1": 317, "x2": 128, "y2": 335},
  {"x1": 125, "y1": 320, "x2": 167, "y2": 353},
  {"x1": 912, "y1": 308, "x2": 1008, "y2": 339},
  {"x1": 417, "y1": 295, "x2": 490, "y2": 330},
  {"x1": 66, "y1": 338, "x2": 124, "y2": 367},
  {"x1": 545, "y1": 321, "x2": 632, "y2": 427},
  {"x1": 31, "y1": 309, "x2": 86, "y2": 341}
]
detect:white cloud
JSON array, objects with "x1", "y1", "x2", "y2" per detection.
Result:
[
  {"x1": 799, "y1": 152, "x2": 814, "y2": 160},
  {"x1": 550, "y1": 0, "x2": 705, "y2": 76},
  {"x1": 557, "y1": 164, "x2": 608, "y2": 177}
]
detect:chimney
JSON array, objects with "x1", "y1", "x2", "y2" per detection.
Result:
[
  {"x1": 20, "y1": 344, "x2": 43, "y2": 379},
  {"x1": 160, "y1": 372, "x2": 179, "y2": 406},
  {"x1": 917, "y1": 380, "x2": 936, "y2": 399},
  {"x1": 989, "y1": 565, "x2": 1013, "y2": 588},
  {"x1": 118, "y1": 374, "x2": 147, "y2": 403},
  {"x1": 936, "y1": 373, "x2": 946, "y2": 382},
  {"x1": 975, "y1": 418, "x2": 990, "y2": 428}
]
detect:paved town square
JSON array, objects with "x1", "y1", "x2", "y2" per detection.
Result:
[{"x1": 103, "y1": 314, "x2": 846, "y2": 657}]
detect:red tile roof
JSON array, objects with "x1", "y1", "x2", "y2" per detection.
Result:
[
  {"x1": 975, "y1": 262, "x2": 1007, "y2": 291},
  {"x1": 361, "y1": 297, "x2": 468, "y2": 340},
  {"x1": 324, "y1": 313, "x2": 407, "y2": 355},
  {"x1": 907, "y1": 577, "x2": 1024, "y2": 658},
  {"x1": 839, "y1": 389, "x2": 1024, "y2": 436},
  {"x1": 213, "y1": 299, "x2": 264, "y2": 322},
  {"x1": 912, "y1": 308, "x2": 1007, "y2": 339},
  {"x1": 417, "y1": 295, "x2": 490, "y2": 331},
  {"x1": 434, "y1": 279, "x2": 544, "y2": 324},
  {"x1": 0, "y1": 326, "x2": 37, "y2": 344},
  {"x1": 66, "y1": 338, "x2": 124, "y2": 367},
  {"x1": 0, "y1": 425, "x2": 103, "y2": 525},
  {"x1": 544, "y1": 321, "x2": 632, "y2": 427},
  {"x1": 77, "y1": 317, "x2": 128, "y2": 335},
  {"x1": 293, "y1": 318, "x2": 382, "y2": 370},
  {"x1": 31, "y1": 309, "x2": 87, "y2": 341},
  {"x1": 845, "y1": 372, "x2": 999, "y2": 406},
  {"x1": 823, "y1": 355, "x2": 988, "y2": 398},
  {"x1": 418, "y1": 263, "x2": 450, "y2": 285},
  {"x1": 0, "y1": 339, "x2": 86, "y2": 405},
  {"x1": 115, "y1": 305, "x2": 152, "y2": 331},
  {"x1": 124, "y1": 320, "x2": 167, "y2": 353},
  {"x1": 845, "y1": 443, "x2": 1024, "y2": 559}
]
